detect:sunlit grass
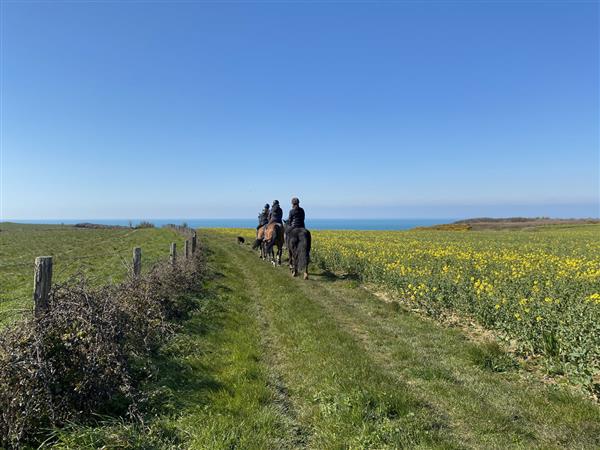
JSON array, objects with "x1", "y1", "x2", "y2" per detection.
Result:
[{"x1": 0, "y1": 222, "x2": 186, "y2": 325}]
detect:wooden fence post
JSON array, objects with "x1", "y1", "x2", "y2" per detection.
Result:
[
  {"x1": 191, "y1": 233, "x2": 197, "y2": 254},
  {"x1": 184, "y1": 240, "x2": 190, "y2": 259},
  {"x1": 34, "y1": 256, "x2": 52, "y2": 317},
  {"x1": 133, "y1": 247, "x2": 142, "y2": 277},
  {"x1": 170, "y1": 242, "x2": 177, "y2": 264}
]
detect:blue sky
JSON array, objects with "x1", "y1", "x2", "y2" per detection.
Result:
[{"x1": 1, "y1": 1, "x2": 598, "y2": 219}]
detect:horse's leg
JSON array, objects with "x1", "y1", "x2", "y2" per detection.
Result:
[
  {"x1": 303, "y1": 251, "x2": 309, "y2": 279},
  {"x1": 304, "y1": 231, "x2": 311, "y2": 279},
  {"x1": 292, "y1": 250, "x2": 298, "y2": 276},
  {"x1": 270, "y1": 243, "x2": 276, "y2": 266}
]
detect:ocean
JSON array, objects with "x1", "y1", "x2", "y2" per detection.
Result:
[{"x1": 6, "y1": 218, "x2": 454, "y2": 230}]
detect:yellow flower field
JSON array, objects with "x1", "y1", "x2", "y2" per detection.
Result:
[
  {"x1": 218, "y1": 225, "x2": 600, "y2": 383},
  {"x1": 309, "y1": 225, "x2": 600, "y2": 382}
]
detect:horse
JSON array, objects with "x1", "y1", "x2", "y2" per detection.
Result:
[
  {"x1": 284, "y1": 222, "x2": 311, "y2": 279},
  {"x1": 252, "y1": 226, "x2": 267, "y2": 259},
  {"x1": 263, "y1": 222, "x2": 284, "y2": 266}
]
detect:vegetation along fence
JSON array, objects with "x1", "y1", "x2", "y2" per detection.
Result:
[
  {"x1": 0, "y1": 226, "x2": 204, "y2": 448},
  {"x1": 1, "y1": 227, "x2": 198, "y2": 323}
]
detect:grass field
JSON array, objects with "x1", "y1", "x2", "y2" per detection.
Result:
[
  {"x1": 2, "y1": 225, "x2": 600, "y2": 448},
  {"x1": 48, "y1": 231, "x2": 600, "y2": 449},
  {"x1": 0, "y1": 223, "x2": 187, "y2": 325}
]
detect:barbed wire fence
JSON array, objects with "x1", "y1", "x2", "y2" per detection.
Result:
[
  {"x1": 0, "y1": 226, "x2": 198, "y2": 324},
  {"x1": 0, "y1": 227, "x2": 141, "y2": 265}
]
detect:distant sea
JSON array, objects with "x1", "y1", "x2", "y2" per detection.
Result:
[{"x1": 7, "y1": 218, "x2": 454, "y2": 231}]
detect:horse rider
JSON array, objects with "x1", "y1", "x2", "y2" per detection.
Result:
[
  {"x1": 268, "y1": 200, "x2": 283, "y2": 225},
  {"x1": 257, "y1": 203, "x2": 270, "y2": 230},
  {"x1": 287, "y1": 197, "x2": 305, "y2": 229}
]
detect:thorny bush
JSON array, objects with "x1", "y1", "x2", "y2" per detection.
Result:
[{"x1": 0, "y1": 250, "x2": 205, "y2": 448}]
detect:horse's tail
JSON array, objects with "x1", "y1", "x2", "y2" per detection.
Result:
[
  {"x1": 252, "y1": 239, "x2": 262, "y2": 250},
  {"x1": 297, "y1": 229, "x2": 311, "y2": 272}
]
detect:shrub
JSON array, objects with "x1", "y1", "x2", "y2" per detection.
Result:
[
  {"x1": 0, "y1": 250, "x2": 205, "y2": 448},
  {"x1": 135, "y1": 221, "x2": 155, "y2": 229}
]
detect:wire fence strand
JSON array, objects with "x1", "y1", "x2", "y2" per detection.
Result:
[{"x1": 1, "y1": 226, "x2": 195, "y2": 325}]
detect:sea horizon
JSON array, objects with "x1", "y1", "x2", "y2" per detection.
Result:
[{"x1": 1, "y1": 218, "x2": 458, "y2": 231}]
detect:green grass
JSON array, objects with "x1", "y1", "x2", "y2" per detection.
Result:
[
  {"x1": 0, "y1": 222, "x2": 187, "y2": 326},
  {"x1": 48, "y1": 231, "x2": 296, "y2": 449},
  {"x1": 3, "y1": 227, "x2": 600, "y2": 448},
  {"x1": 54, "y1": 230, "x2": 600, "y2": 449}
]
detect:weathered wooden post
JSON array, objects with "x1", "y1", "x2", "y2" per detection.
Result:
[
  {"x1": 184, "y1": 240, "x2": 190, "y2": 260},
  {"x1": 170, "y1": 242, "x2": 177, "y2": 264},
  {"x1": 132, "y1": 247, "x2": 142, "y2": 277},
  {"x1": 191, "y1": 233, "x2": 197, "y2": 254},
  {"x1": 33, "y1": 256, "x2": 52, "y2": 317}
]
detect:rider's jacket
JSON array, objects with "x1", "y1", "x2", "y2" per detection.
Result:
[
  {"x1": 287, "y1": 206, "x2": 305, "y2": 229},
  {"x1": 268, "y1": 205, "x2": 283, "y2": 224}
]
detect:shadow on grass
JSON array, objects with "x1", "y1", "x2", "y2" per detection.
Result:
[{"x1": 313, "y1": 269, "x2": 361, "y2": 283}]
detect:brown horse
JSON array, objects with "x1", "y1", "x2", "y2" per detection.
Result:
[
  {"x1": 252, "y1": 226, "x2": 267, "y2": 259},
  {"x1": 263, "y1": 222, "x2": 284, "y2": 266}
]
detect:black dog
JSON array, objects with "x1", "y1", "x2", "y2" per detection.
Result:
[{"x1": 237, "y1": 236, "x2": 245, "y2": 245}]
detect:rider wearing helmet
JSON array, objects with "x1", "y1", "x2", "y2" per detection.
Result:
[
  {"x1": 287, "y1": 197, "x2": 305, "y2": 229},
  {"x1": 268, "y1": 200, "x2": 283, "y2": 224},
  {"x1": 257, "y1": 203, "x2": 270, "y2": 230}
]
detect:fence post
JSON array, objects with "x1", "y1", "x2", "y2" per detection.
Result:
[
  {"x1": 170, "y1": 242, "x2": 177, "y2": 264},
  {"x1": 191, "y1": 232, "x2": 197, "y2": 254},
  {"x1": 184, "y1": 240, "x2": 190, "y2": 259},
  {"x1": 132, "y1": 247, "x2": 142, "y2": 277},
  {"x1": 33, "y1": 256, "x2": 52, "y2": 317}
]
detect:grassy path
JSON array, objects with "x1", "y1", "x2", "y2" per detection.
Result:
[{"x1": 97, "y1": 230, "x2": 599, "y2": 449}]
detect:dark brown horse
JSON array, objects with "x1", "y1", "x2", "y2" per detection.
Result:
[
  {"x1": 263, "y1": 223, "x2": 284, "y2": 265},
  {"x1": 284, "y1": 222, "x2": 311, "y2": 279}
]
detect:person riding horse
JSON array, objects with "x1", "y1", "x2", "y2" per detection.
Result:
[
  {"x1": 253, "y1": 204, "x2": 270, "y2": 257},
  {"x1": 285, "y1": 197, "x2": 310, "y2": 279},
  {"x1": 268, "y1": 200, "x2": 283, "y2": 225},
  {"x1": 257, "y1": 203, "x2": 270, "y2": 230},
  {"x1": 262, "y1": 200, "x2": 284, "y2": 265},
  {"x1": 287, "y1": 197, "x2": 305, "y2": 229}
]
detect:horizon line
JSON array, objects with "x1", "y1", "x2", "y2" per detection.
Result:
[{"x1": 3, "y1": 216, "x2": 600, "y2": 222}]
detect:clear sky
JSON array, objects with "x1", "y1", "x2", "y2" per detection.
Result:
[{"x1": 1, "y1": 1, "x2": 598, "y2": 219}]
